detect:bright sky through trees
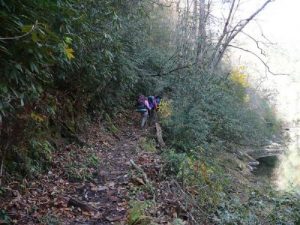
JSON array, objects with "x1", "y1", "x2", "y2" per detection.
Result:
[
  {"x1": 231, "y1": 0, "x2": 300, "y2": 122},
  {"x1": 234, "y1": 0, "x2": 300, "y2": 192}
]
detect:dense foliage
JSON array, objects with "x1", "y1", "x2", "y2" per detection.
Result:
[
  {"x1": 1, "y1": 0, "x2": 299, "y2": 224},
  {"x1": 0, "y1": 0, "x2": 165, "y2": 174},
  {"x1": 163, "y1": 67, "x2": 280, "y2": 151}
]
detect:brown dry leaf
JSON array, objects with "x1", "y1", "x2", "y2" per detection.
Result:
[
  {"x1": 91, "y1": 211, "x2": 103, "y2": 219},
  {"x1": 103, "y1": 141, "x2": 111, "y2": 147},
  {"x1": 117, "y1": 207, "x2": 126, "y2": 212},
  {"x1": 172, "y1": 210, "x2": 178, "y2": 218},
  {"x1": 98, "y1": 186, "x2": 108, "y2": 191},
  {"x1": 82, "y1": 211, "x2": 91, "y2": 216},
  {"x1": 64, "y1": 207, "x2": 72, "y2": 211},
  {"x1": 90, "y1": 186, "x2": 98, "y2": 192},
  {"x1": 108, "y1": 182, "x2": 115, "y2": 188},
  {"x1": 118, "y1": 202, "x2": 128, "y2": 207},
  {"x1": 132, "y1": 177, "x2": 145, "y2": 185}
]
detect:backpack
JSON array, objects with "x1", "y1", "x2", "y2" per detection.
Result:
[
  {"x1": 136, "y1": 95, "x2": 147, "y2": 112},
  {"x1": 148, "y1": 96, "x2": 156, "y2": 110},
  {"x1": 155, "y1": 96, "x2": 161, "y2": 110},
  {"x1": 138, "y1": 95, "x2": 145, "y2": 105},
  {"x1": 155, "y1": 96, "x2": 161, "y2": 105}
]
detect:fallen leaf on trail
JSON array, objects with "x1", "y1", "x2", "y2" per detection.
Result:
[
  {"x1": 106, "y1": 215, "x2": 124, "y2": 222},
  {"x1": 131, "y1": 177, "x2": 145, "y2": 185},
  {"x1": 117, "y1": 207, "x2": 126, "y2": 212},
  {"x1": 108, "y1": 182, "x2": 115, "y2": 188},
  {"x1": 0, "y1": 118, "x2": 172, "y2": 224},
  {"x1": 82, "y1": 211, "x2": 91, "y2": 216},
  {"x1": 118, "y1": 202, "x2": 128, "y2": 207},
  {"x1": 103, "y1": 141, "x2": 111, "y2": 147},
  {"x1": 62, "y1": 207, "x2": 72, "y2": 211},
  {"x1": 98, "y1": 186, "x2": 108, "y2": 191},
  {"x1": 91, "y1": 186, "x2": 108, "y2": 192},
  {"x1": 91, "y1": 211, "x2": 103, "y2": 219}
]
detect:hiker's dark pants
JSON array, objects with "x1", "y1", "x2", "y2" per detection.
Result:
[
  {"x1": 141, "y1": 111, "x2": 148, "y2": 128},
  {"x1": 149, "y1": 110, "x2": 158, "y2": 123},
  {"x1": 140, "y1": 110, "x2": 158, "y2": 128}
]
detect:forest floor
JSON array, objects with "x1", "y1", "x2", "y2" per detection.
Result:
[
  {"x1": 0, "y1": 111, "x2": 281, "y2": 225},
  {"x1": 0, "y1": 113, "x2": 189, "y2": 225}
]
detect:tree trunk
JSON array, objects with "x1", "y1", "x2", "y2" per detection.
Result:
[
  {"x1": 196, "y1": 0, "x2": 206, "y2": 65},
  {"x1": 155, "y1": 122, "x2": 166, "y2": 148}
]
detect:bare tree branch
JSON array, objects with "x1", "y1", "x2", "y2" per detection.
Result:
[
  {"x1": 209, "y1": 0, "x2": 273, "y2": 72},
  {"x1": 228, "y1": 44, "x2": 289, "y2": 76},
  {"x1": 241, "y1": 31, "x2": 266, "y2": 56},
  {"x1": 209, "y1": 0, "x2": 236, "y2": 69},
  {"x1": 226, "y1": 0, "x2": 273, "y2": 47}
]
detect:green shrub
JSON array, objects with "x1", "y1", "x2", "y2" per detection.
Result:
[
  {"x1": 0, "y1": 210, "x2": 11, "y2": 224},
  {"x1": 139, "y1": 137, "x2": 157, "y2": 152}
]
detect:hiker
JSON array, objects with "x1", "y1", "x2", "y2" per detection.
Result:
[
  {"x1": 148, "y1": 96, "x2": 156, "y2": 111},
  {"x1": 148, "y1": 95, "x2": 161, "y2": 111},
  {"x1": 136, "y1": 95, "x2": 151, "y2": 128},
  {"x1": 154, "y1": 95, "x2": 161, "y2": 110},
  {"x1": 136, "y1": 95, "x2": 161, "y2": 128},
  {"x1": 147, "y1": 95, "x2": 161, "y2": 122}
]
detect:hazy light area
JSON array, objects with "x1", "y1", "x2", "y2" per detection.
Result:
[
  {"x1": 276, "y1": 127, "x2": 300, "y2": 192},
  {"x1": 229, "y1": 0, "x2": 300, "y2": 191}
]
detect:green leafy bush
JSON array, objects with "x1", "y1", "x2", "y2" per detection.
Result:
[
  {"x1": 163, "y1": 69, "x2": 281, "y2": 151},
  {"x1": 0, "y1": 0, "x2": 169, "y2": 175}
]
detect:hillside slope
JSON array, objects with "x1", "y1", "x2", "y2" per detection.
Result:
[{"x1": 1, "y1": 112, "x2": 300, "y2": 224}]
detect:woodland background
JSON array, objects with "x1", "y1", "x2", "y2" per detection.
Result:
[{"x1": 0, "y1": 0, "x2": 299, "y2": 224}]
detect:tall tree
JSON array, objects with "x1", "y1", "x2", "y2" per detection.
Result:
[{"x1": 171, "y1": 0, "x2": 274, "y2": 74}]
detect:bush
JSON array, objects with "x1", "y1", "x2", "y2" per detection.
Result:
[{"x1": 163, "y1": 67, "x2": 281, "y2": 151}]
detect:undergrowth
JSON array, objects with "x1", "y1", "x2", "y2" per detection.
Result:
[
  {"x1": 161, "y1": 147, "x2": 300, "y2": 224},
  {"x1": 63, "y1": 149, "x2": 100, "y2": 182}
]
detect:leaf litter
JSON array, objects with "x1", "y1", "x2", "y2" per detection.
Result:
[{"x1": 0, "y1": 113, "x2": 191, "y2": 224}]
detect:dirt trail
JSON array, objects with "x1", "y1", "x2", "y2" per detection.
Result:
[
  {"x1": 1, "y1": 114, "x2": 165, "y2": 225},
  {"x1": 1, "y1": 112, "x2": 189, "y2": 225},
  {"x1": 69, "y1": 118, "x2": 148, "y2": 224}
]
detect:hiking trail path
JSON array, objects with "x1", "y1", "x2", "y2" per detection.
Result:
[{"x1": 1, "y1": 114, "x2": 179, "y2": 225}]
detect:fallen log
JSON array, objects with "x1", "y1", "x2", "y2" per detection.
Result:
[{"x1": 155, "y1": 122, "x2": 165, "y2": 148}]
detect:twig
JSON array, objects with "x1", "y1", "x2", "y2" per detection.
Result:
[
  {"x1": 228, "y1": 44, "x2": 289, "y2": 76},
  {"x1": 167, "y1": 180, "x2": 198, "y2": 224},
  {"x1": 241, "y1": 31, "x2": 267, "y2": 56},
  {"x1": 0, "y1": 157, "x2": 3, "y2": 186},
  {"x1": 0, "y1": 142, "x2": 8, "y2": 186},
  {"x1": 130, "y1": 159, "x2": 150, "y2": 184},
  {"x1": 171, "y1": 180, "x2": 208, "y2": 217},
  {"x1": 130, "y1": 159, "x2": 156, "y2": 201},
  {"x1": 0, "y1": 20, "x2": 38, "y2": 40}
]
